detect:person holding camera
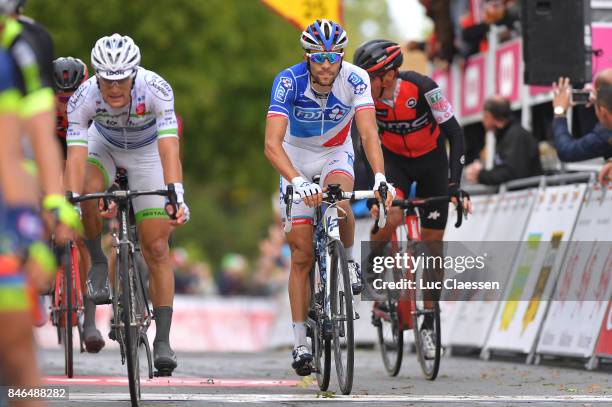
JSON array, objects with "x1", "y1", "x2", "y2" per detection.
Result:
[{"x1": 552, "y1": 69, "x2": 612, "y2": 163}]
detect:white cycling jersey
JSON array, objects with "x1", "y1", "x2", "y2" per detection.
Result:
[{"x1": 66, "y1": 67, "x2": 178, "y2": 148}]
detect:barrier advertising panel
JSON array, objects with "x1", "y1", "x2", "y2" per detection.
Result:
[
  {"x1": 495, "y1": 39, "x2": 521, "y2": 103},
  {"x1": 460, "y1": 53, "x2": 486, "y2": 119},
  {"x1": 595, "y1": 300, "x2": 612, "y2": 358}
]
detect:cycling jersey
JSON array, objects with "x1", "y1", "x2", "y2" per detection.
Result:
[
  {"x1": 67, "y1": 67, "x2": 178, "y2": 148},
  {"x1": 267, "y1": 61, "x2": 374, "y2": 153},
  {"x1": 2, "y1": 17, "x2": 54, "y2": 117},
  {"x1": 0, "y1": 49, "x2": 20, "y2": 113},
  {"x1": 374, "y1": 71, "x2": 464, "y2": 184}
]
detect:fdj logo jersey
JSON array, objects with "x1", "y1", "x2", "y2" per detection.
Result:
[{"x1": 294, "y1": 103, "x2": 350, "y2": 123}]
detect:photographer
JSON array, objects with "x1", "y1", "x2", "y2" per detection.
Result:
[{"x1": 552, "y1": 70, "x2": 612, "y2": 162}]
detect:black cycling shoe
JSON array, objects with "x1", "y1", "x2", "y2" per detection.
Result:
[
  {"x1": 83, "y1": 326, "x2": 105, "y2": 353},
  {"x1": 153, "y1": 340, "x2": 177, "y2": 376},
  {"x1": 291, "y1": 345, "x2": 313, "y2": 376},
  {"x1": 87, "y1": 262, "x2": 111, "y2": 305}
]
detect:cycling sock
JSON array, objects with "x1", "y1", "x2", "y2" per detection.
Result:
[
  {"x1": 154, "y1": 306, "x2": 173, "y2": 344},
  {"x1": 292, "y1": 322, "x2": 307, "y2": 349},
  {"x1": 422, "y1": 314, "x2": 434, "y2": 330},
  {"x1": 345, "y1": 245, "x2": 354, "y2": 261},
  {"x1": 83, "y1": 296, "x2": 97, "y2": 329},
  {"x1": 84, "y1": 235, "x2": 108, "y2": 265}
]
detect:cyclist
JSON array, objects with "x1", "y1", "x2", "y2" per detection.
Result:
[
  {"x1": 64, "y1": 33, "x2": 189, "y2": 375},
  {"x1": 54, "y1": 57, "x2": 88, "y2": 159},
  {"x1": 264, "y1": 19, "x2": 395, "y2": 376},
  {"x1": 353, "y1": 39, "x2": 471, "y2": 358}
]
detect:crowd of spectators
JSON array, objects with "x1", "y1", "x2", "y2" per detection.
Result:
[{"x1": 410, "y1": 0, "x2": 520, "y2": 68}]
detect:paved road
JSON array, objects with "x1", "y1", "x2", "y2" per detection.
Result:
[{"x1": 38, "y1": 348, "x2": 611, "y2": 406}]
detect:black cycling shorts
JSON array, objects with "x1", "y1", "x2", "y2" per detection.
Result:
[{"x1": 383, "y1": 145, "x2": 449, "y2": 230}]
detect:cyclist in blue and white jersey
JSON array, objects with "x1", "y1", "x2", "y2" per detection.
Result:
[
  {"x1": 64, "y1": 34, "x2": 189, "y2": 375},
  {"x1": 264, "y1": 19, "x2": 395, "y2": 376}
]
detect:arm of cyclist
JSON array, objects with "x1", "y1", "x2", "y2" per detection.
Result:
[
  {"x1": 264, "y1": 71, "x2": 322, "y2": 208},
  {"x1": 354, "y1": 108, "x2": 395, "y2": 209},
  {"x1": 151, "y1": 72, "x2": 190, "y2": 224},
  {"x1": 422, "y1": 76, "x2": 472, "y2": 214}
]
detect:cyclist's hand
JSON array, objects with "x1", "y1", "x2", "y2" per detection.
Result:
[
  {"x1": 165, "y1": 183, "x2": 190, "y2": 225},
  {"x1": 291, "y1": 176, "x2": 322, "y2": 208},
  {"x1": 99, "y1": 199, "x2": 118, "y2": 219},
  {"x1": 373, "y1": 173, "x2": 395, "y2": 209},
  {"x1": 449, "y1": 183, "x2": 472, "y2": 214},
  {"x1": 42, "y1": 194, "x2": 84, "y2": 236},
  {"x1": 167, "y1": 202, "x2": 190, "y2": 226}
]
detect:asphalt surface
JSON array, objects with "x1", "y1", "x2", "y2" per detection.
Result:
[{"x1": 36, "y1": 346, "x2": 612, "y2": 406}]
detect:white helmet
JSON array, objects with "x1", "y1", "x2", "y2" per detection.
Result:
[{"x1": 91, "y1": 33, "x2": 140, "y2": 80}]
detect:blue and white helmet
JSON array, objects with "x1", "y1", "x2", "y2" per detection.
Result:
[
  {"x1": 0, "y1": 0, "x2": 19, "y2": 15},
  {"x1": 91, "y1": 33, "x2": 140, "y2": 81},
  {"x1": 300, "y1": 19, "x2": 348, "y2": 53}
]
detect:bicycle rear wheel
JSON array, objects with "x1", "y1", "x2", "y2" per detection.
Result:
[
  {"x1": 61, "y1": 243, "x2": 74, "y2": 378},
  {"x1": 329, "y1": 240, "x2": 354, "y2": 395},
  {"x1": 412, "y1": 272, "x2": 441, "y2": 380},
  {"x1": 119, "y1": 244, "x2": 141, "y2": 406},
  {"x1": 309, "y1": 261, "x2": 330, "y2": 390}
]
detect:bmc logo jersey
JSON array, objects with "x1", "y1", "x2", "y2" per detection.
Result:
[
  {"x1": 67, "y1": 67, "x2": 178, "y2": 149},
  {"x1": 375, "y1": 71, "x2": 454, "y2": 158},
  {"x1": 267, "y1": 61, "x2": 374, "y2": 153}
]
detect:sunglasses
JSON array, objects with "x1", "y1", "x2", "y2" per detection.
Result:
[
  {"x1": 98, "y1": 76, "x2": 132, "y2": 88},
  {"x1": 307, "y1": 52, "x2": 344, "y2": 64}
]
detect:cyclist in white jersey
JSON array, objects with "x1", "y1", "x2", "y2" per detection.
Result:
[
  {"x1": 64, "y1": 34, "x2": 189, "y2": 375},
  {"x1": 264, "y1": 19, "x2": 395, "y2": 375}
]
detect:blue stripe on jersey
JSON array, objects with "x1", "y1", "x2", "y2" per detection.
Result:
[{"x1": 0, "y1": 50, "x2": 18, "y2": 92}]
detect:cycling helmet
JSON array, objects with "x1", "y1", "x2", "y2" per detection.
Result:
[
  {"x1": 53, "y1": 57, "x2": 88, "y2": 92},
  {"x1": 0, "y1": 0, "x2": 19, "y2": 14},
  {"x1": 300, "y1": 19, "x2": 348, "y2": 52},
  {"x1": 91, "y1": 33, "x2": 140, "y2": 81},
  {"x1": 353, "y1": 39, "x2": 403, "y2": 75}
]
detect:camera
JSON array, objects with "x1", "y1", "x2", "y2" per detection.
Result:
[{"x1": 571, "y1": 90, "x2": 591, "y2": 105}]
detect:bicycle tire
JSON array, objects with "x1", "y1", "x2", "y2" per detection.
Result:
[
  {"x1": 119, "y1": 244, "x2": 141, "y2": 406},
  {"x1": 412, "y1": 299, "x2": 441, "y2": 380},
  {"x1": 309, "y1": 262, "x2": 330, "y2": 390},
  {"x1": 376, "y1": 298, "x2": 403, "y2": 376},
  {"x1": 62, "y1": 243, "x2": 74, "y2": 378},
  {"x1": 329, "y1": 240, "x2": 354, "y2": 395}
]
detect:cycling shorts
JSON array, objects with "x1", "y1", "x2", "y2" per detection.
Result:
[
  {"x1": 280, "y1": 142, "x2": 355, "y2": 226},
  {"x1": 86, "y1": 124, "x2": 167, "y2": 222},
  {"x1": 383, "y1": 145, "x2": 449, "y2": 230}
]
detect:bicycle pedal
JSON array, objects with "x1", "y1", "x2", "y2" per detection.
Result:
[
  {"x1": 354, "y1": 312, "x2": 360, "y2": 320},
  {"x1": 153, "y1": 369, "x2": 173, "y2": 377}
]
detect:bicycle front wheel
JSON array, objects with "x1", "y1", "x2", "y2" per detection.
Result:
[
  {"x1": 412, "y1": 290, "x2": 441, "y2": 380},
  {"x1": 309, "y1": 261, "x2": 330, "y2": 390},
  {"x1": 329, "y1": 240, "x2": 354, "y2": 395},
  {"x1": 119, "y1": 244, "x2": 141, "y2": 406},
  {"x1": 61, "y1": 243, "x2": 74, "y2": 378},
  {"x1": 375, "y1": 299, "x2": 403, "y2": 376}
]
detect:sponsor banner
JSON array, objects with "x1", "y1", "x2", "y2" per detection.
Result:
[
  {"x1": 595, "y1": 300, "x2": 612, "y2": 357},
  {"x1": 485, "y1": 184, "x2": 587, "y2": 354},
  {"x1": 36, "y1": 296, "x2": 276, "y2": 352},
  {"x1": 495, "y1": 39, "x2": 521, "y2": 103},
  {"x1": 460, "y1": 53, "x2": 486, "y2": 118},
  {"x1": 261, "y1": 0, "x2": 343, "y2": 30},
  {"x1": 449, "y1": 189, "x2": 538, "y2": 349},
  {"x1": 538, "y1": 185, "x2": 612, "y2": 358},
  {"x1": 592, "y1": 23, "x2": 612, "y2": 77}
]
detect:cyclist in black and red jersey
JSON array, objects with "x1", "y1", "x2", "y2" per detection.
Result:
[{"x1": 353, "y1": 39, "x2": 471, "y2": 358}]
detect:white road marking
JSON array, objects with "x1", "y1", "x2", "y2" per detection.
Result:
[{"x1": 61, "y1": 393, "x2": 612, "y2": 403}]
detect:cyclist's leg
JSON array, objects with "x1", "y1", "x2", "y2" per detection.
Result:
[
  {"x1": 0, "y1": 258, "x2": 45, "y2": 407},
  {"x1": 127, "y1": 142, "x2": 176, "y2": 373},
  {"x1": 414, "y1": 149, "x2": 449, "y2": 313},
  {"x1": 81, "y1": 132, "x2": 115, "y2": 351},
  {"x1": 279, "y1": 173, "x2": 315, "y2": 375}
]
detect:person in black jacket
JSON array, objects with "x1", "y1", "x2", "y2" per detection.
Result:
[{"x1": 465, "y1": 96, "x2": 542, "y2": 185}]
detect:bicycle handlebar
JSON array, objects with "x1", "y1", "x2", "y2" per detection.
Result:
[{"x1": 71, "y1": 189, "x2": 170, "y2": 204}]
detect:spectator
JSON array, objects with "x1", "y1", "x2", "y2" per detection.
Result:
[
  {"x1": 460, "y1": 0, "x2": 519, "y2": 58},
  {"x1": 552, "y1": 71, "x2": 612, "y2": 162},
  {"x1": 464, "y1": 96, "x2": 542, "y2": 185},
  {"x1": 217, "y1": 253, "x2": 249, "y2": 296}
]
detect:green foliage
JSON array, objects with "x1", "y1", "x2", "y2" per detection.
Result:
[{"x1": 25, "y1": 0, "x2": 386, "y2": 264}]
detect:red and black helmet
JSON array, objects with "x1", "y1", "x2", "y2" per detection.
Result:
[
  {"x1": 353, "y1": 39, "x2": 403, "y2": 76},
  {"x1": 53, "y1": 57, "x2": 88, "y2": 92}
]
